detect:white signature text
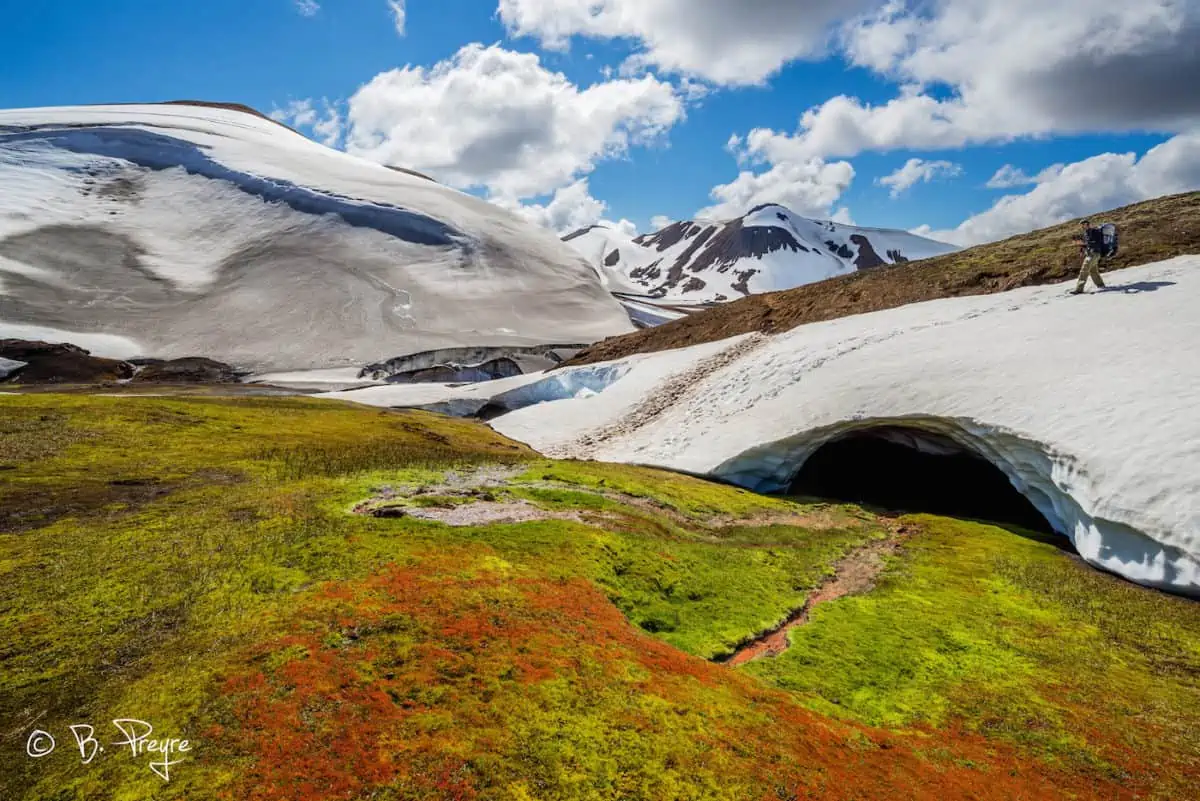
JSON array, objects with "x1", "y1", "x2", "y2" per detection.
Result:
[{"x1": 25, "y1": 719, "x2": 191, "y2": 781}]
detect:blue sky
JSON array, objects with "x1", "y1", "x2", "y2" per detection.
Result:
[{"x1": 3, "y1": 0, "x2": 1195, "y2": 244}]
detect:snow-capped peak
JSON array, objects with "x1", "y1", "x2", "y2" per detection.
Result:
[{"x1": 566, "y1": 204, "x2": 958, "y2": 302}]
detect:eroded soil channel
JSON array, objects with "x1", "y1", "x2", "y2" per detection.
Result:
[
  {"x1": 717, "y1": 524, "x2": 910, "y2": 667},
  {"x1": 353, "y1": 467, "x2": 910, "y2": 668}
]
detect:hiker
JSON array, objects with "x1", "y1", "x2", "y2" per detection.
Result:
[{"x1": 1071, "y1": 220, "x2": 1111, "y2": 294}]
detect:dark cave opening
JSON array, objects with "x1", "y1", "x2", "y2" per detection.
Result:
[{"x1": 787, "y1": 427, "x2": 1054, "y2": 534}]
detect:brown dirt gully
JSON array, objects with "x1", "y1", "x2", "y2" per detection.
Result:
[{"x1": 719, "y1": 523, "x2": 912, "y2": 667}]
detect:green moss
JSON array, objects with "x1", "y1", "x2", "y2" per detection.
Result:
[
  {"x1": 590, "y1": 524, "x2": 883, "y2": 658},
  {"x1": 2, "y1": 395, "x2": 1197, "y2": 800},
  {"x1": 745, "y1": 515, "x2": 1200, "y2": 787},
  {"x1": 516, "y1": 460, "x2": 794, "y2": 520}
]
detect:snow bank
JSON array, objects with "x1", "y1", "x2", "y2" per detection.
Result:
[
  {"x1": 613, "y1": 296, "x2": 690, "y2": 328},
  {"x1": 0, "y1": 104, "x2": 632, "y2": 372},
  {"x1": 0, "y1": 357, "x2": 25, "y2": 379},
  {"x1": 248, "y1": 367, "x2": 385, "y2": 393},
  {"x1": 323, "y1": 360, "x2": 643, "y2": 419},
  {"x1": 485, "y1": 257, "x2": 1200, "y2": 597}
]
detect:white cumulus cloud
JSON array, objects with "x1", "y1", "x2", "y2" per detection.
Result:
[
  {"x1": 830, "y1": 206, "x2": 857, "y2": 225},
  {"x1": 722, "y1": 0, "x2": 1200, "y2": 163},
  {"x1": 918, "y1": 133, "x2": 1200, "y2": 246},
  {"x1": 879, "y1": 158, "x2": 961, "y2": 197},
  {"x1": 985, "y1": 163, "x2": 1067, "y2": 189},
  {"x1": 494, "y1": 179, "x2": 638, "y2": 237},
  {"x1": 986, "y1": 165, "x2": 1037, "y2": 189},
  {"x1": 843, "y1": 0, "x2": 1200, "y2": 133},
  {"x1": 343, "y1": 44, "x2": 685, "y2": 199},
  {"x1": 294, "y1": 0, "x2": 320, "y2": 17},
  {"x1": 497, "y1": 0, "x2": 872, "y2": 86},
  {"x1": 698, "y1": 137, "x2": 856, "y2": 221},
  {"x1": 270, "y1": 99, "x2": 344, "y2": 148}
]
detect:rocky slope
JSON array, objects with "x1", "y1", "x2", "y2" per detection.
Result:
[{"x1": 0, "y1": 339, "x2": 242, "y2": 385}]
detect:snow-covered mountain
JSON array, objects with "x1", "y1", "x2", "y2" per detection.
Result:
[
  {"x1": 0, "y1": 103, "x2": 633, "y2": 374},
  {"x1": 565, "y1": 204, "x2": 958, "y2": 302},
  {"x1": 562, "y1": 224, "x2": 646, "y2": 295}
]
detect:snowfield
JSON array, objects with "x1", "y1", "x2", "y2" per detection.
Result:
[
  {"x1": 331, "y1": 256, "x2": 1200, "y2": 597},
  {"x1": 0, "y1": 104, "x2": 633, "y2": 373}
]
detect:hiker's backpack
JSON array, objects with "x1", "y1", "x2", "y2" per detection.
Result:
[{"x1": 1099, "y1": 223, "x2": 1119, "y2": 257}]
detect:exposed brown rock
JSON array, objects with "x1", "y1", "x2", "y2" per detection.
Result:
[
  {"x1": 674, "y1": 225, "x2": 717, "y2": 271},
  {"x1": 849, "y1": 234, "x2": 886, "y2": 270},
  {"x1": 131, "y1": 357, "x2": 242, "y2": 384},
  {"x1": 634, "y1": 217, "x2": 812, "y2": 297},
  {"x1": 0, "y1": 340, "x2": 134, "y2": 384},
  {"x1": 681, "y1": 219, "x2": 806, "y2": 292},
  {"x1": 630, "y1": 259, "x2": 663, "y2": 282},
  {"x1": 562, "y1": 225, "x2": 605, "y2": 243},
  {"x1": 385, "y1": 165, "x2": 437, "y2": 183},
  {"x1": 159, "y1": 100, "x2": 279, "y2": 122},
  {"x1": 636, "y1": 221, "x2": 693, "y2": 252},
  {"x1": 731, "y1": 269, "x2": 758, "y2": 296},
  {"x1": 825, "y1": 240, "x2": 853, "y2": 259}
]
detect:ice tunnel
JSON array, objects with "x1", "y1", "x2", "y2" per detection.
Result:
[
  {"x1": 712, "y1": 415, "x2": 1200, "y2": 598},
  {"x1": 786, "y1": 425, "x2": 1054, "y2": 534}
]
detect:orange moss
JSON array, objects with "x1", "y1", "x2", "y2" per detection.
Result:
[{"x1": 213, "y1": 556, "x2": 1140, "y2": 800}]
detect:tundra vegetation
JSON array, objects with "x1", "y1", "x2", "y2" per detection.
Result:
[{"x1": 1, "y1": 395, "x2": 1197, "y2": 800}]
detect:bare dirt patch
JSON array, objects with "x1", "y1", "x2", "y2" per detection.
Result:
[
  {"x1": 0, "y1": 472, "x2": 245, "y2": 535},
  {"x1": 369, "y1": 500, "x2": 583, "y2": 527},
  {"x1": 354, "y1": 466, "x2": 865, "y2": 540},
  {"x1": 354, "y1": 466, "x2": 585, "y2": 526},
  {"x1": 720, "y1": 524, "x2": 911, "y2": 667},
  {"x1": 718, "y1": 505, "x2": 858, "y2": 532}
]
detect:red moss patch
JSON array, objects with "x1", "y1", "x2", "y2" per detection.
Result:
[{"x1": 212, "y1": 554, "x2": 1139, "y2": 800}]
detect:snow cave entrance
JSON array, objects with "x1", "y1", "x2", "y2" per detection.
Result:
[{"x1": 787, "y1": 426, "x2": 1054, "y2": 533}]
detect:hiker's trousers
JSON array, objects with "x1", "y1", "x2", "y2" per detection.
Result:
[{"x1": 1076, "y1": 253, "x2": 1106, "y2": 291}]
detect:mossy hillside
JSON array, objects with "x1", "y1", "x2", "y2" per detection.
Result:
[
  {"x1": 746, "y1": 515, "x2": 1200, "y2": 797},
  {"x1": 0, "y1": 396, "x2": 533, "y2": 795},
  {"x1": 408, "y1": 481, "x2": 884, "y2": 659},
  {"x1": 1, "y1": 394, "x2": 1196, "y2": 800},
  {"x1": 345, "y1": 463, "x2": 883, "y2": 660},
  {"x1": 515, "y1": 461, "x2": 799, "y2": 520},
  {"x1": 1, "y1": 394, "x2": 886, "y2": 799},
  {"x1": 204, "y1": 554, "x2": 1099, "y2": 801}
]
